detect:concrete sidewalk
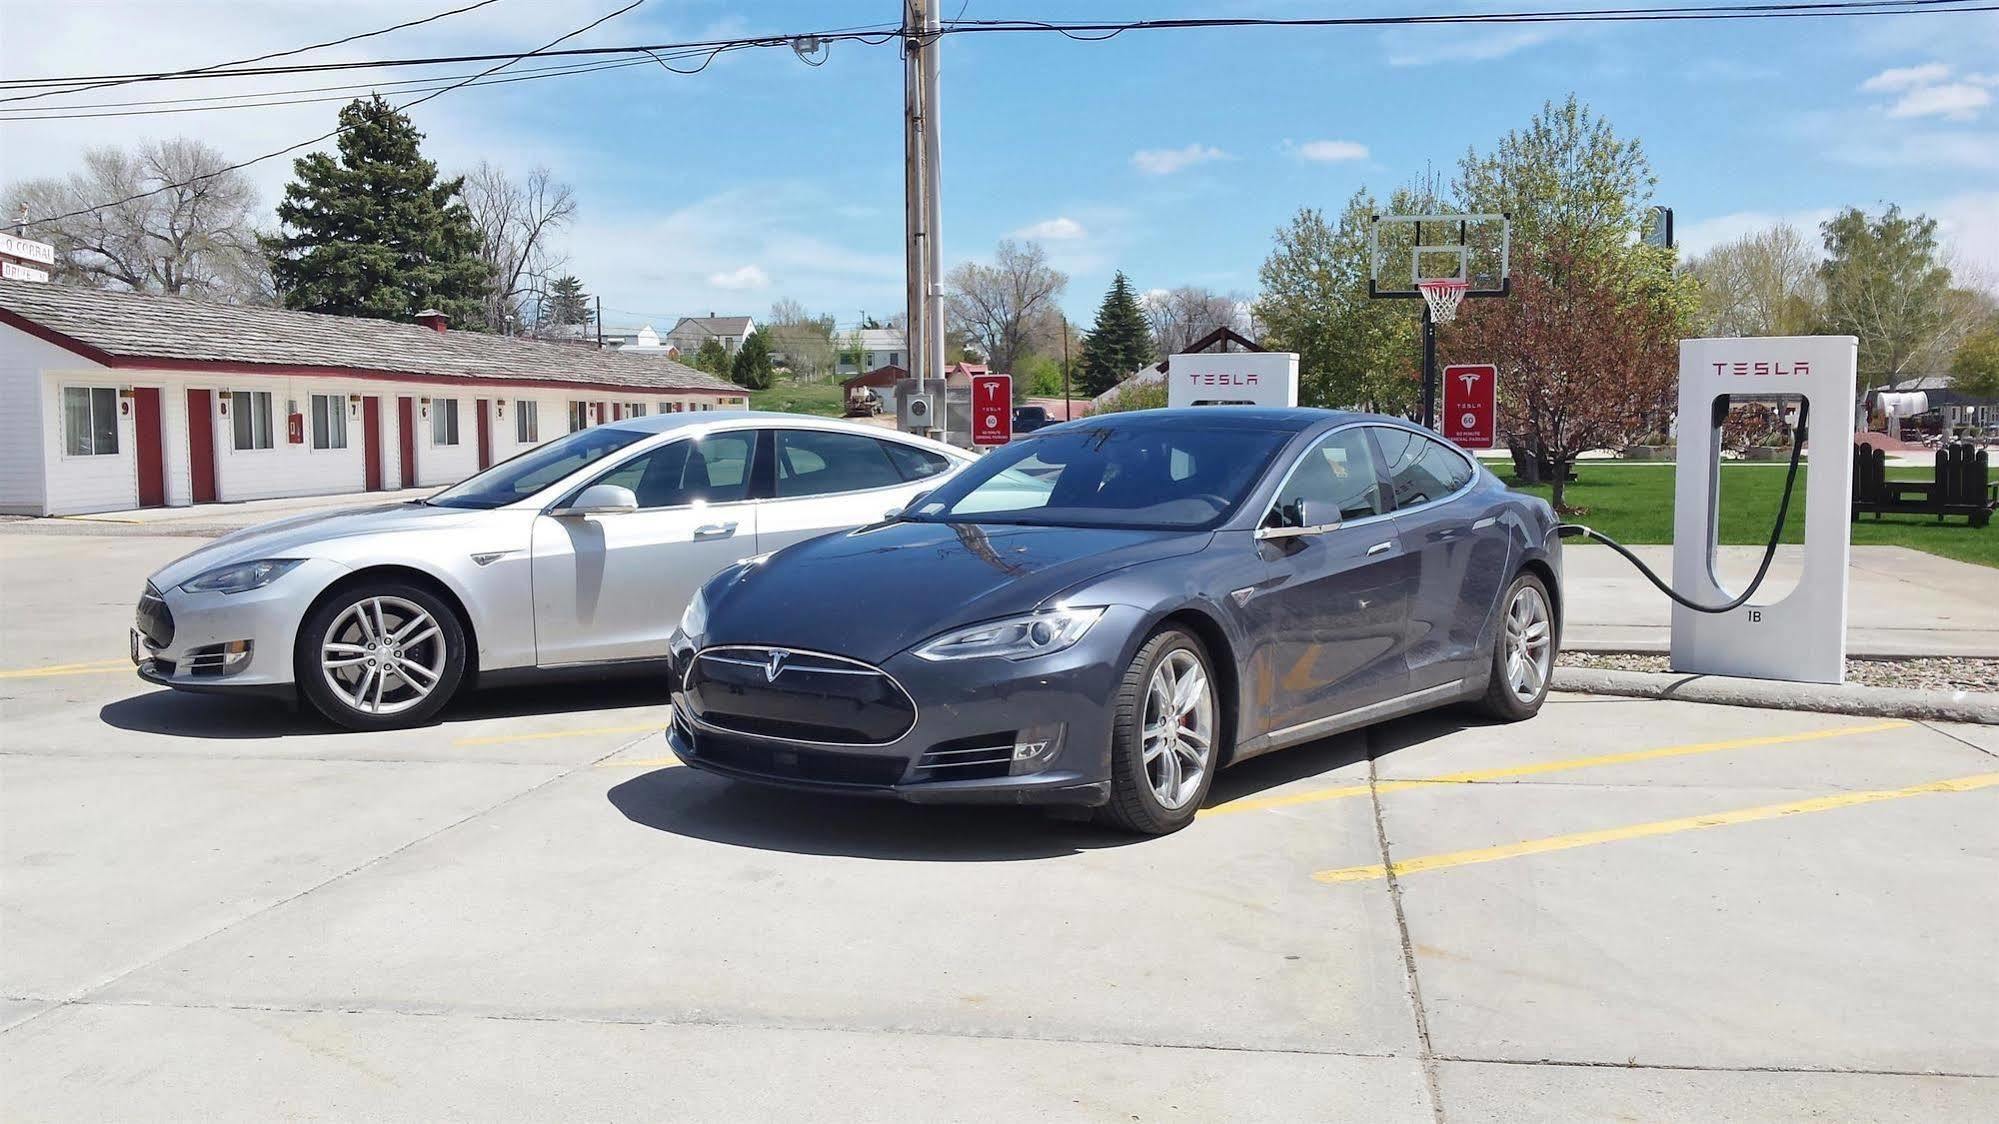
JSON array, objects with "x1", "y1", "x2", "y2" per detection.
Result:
[
  {"x1": 2, "y1": 488, "x2": 432, "y2": 536},
  {"x1": 1564, "y1": 544, "x2": 1999, "y2": 657}
]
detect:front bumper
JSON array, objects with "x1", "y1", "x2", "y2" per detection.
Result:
[
  {"x1": 667, "y1": 610, "x2": 1141, "y2": 807},
  {"x1": 130, "y1": 560, "x2": 349, "y2": 692}
]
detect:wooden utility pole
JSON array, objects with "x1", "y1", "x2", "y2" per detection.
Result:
[{"x1": 903, "y1": 0, "x2": 945, "y2": 441}]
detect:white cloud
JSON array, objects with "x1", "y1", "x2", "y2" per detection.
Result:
[
  {"x1": 1131, "y1": 144, "x2": 1229, "y2": 176},
  {"x1": 1285, "y1": 139, "x2": 1369, "y2": 163},
  {"x1": 706, "y1": 265, "x2": 771, "y2": 291},
  {"x1": 1013, "y1": 217, "x2": 1087, "y2": 241},
  {"x1": 1860, "y1": 63, "x2": 1953, "y2": 92},
  {"x1": 1888, "y1": 83, "x2": 1993, "y2": 120}
]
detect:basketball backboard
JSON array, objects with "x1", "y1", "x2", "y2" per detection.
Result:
[{"x1": 1367, "y1": 213, "x2": 1510, "y2": 299}]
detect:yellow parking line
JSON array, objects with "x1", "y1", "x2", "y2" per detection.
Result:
[
  {"x1": 1313, "y1": 771, "x2": 1999, "y2": 884},
  {"x1": 452, "y1": 723, "x2": 665, "y2": 747},
  {"x1": 1200, "y1": 720, "x2": 1912, "y2": 818},
  {"x1": 0, "y1": 659, "x2": 133, "y2": 680}
]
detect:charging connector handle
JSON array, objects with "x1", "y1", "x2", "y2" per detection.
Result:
[{"x1": 1555, "y1": 399, "x2": 1811, "y2": 615}]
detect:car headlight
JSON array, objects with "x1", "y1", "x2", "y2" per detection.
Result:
[
  {"x1": 913, "y1": 607, "x2": 1105, "y2": 662},
  {"x1": 678, "y1": 585, "x2": 709, "y2": 639},
  {"x1": 178, "y1": 558, "x2": 305, "y2": 595}
]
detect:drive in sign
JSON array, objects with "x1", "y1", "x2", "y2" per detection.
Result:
[
  {"x1": 970, "y1": 372, "x2": 1013, "y2": 446},
  {"x1": 1442, "y1": 363, "x2": 1497, "y2": 449}
]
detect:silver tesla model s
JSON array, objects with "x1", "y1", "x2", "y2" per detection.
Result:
[{"x1": 130, "y1": 412, "x2": 973, "y2": 729}]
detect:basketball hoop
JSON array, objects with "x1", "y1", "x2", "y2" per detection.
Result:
[{"x1": 1416, "y1": 278, "x2": 1470, "y2": 323}]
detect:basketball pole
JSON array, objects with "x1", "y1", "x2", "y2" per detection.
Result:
[{"x1": 1420, "y1": 302, "x2": 1438, "y2": 431}]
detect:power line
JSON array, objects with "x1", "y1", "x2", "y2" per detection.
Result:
[
  {"x1": 0, "y1": 0, "x2": 511, "y2": 105},
  {"x1": 22, "y1": 0, "x2": 653, "y2": 226}
]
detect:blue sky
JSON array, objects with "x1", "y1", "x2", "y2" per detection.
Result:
[{"x1": 4, "y1": 1, "x2": 1996, "y2": 332}]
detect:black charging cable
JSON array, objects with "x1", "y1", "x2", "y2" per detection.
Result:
[{"x1": 1554, "y1": 398, "x2": 1810, "y2": 615}]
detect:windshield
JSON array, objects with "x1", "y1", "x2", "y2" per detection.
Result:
[
  {"x1": 905, "y1": 423, "x2": 1291, "y2": 530},
  {"x1": 428, "y1": 426, "x2": 650, "y2": 509}
]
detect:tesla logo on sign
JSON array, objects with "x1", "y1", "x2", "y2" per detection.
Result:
[
  {"x1": 1443, "y1": 363, "x2": 1497, "y2": 450},
  {"x1": 1712, "y1": 360, "x2": 1811, "y2": 378},
  {"x1": 971, "y1": 373, "x2": 1012, "y2": 446},
  {"x1": 764, "y1": 649, "x2": 789, "y2": 682}
]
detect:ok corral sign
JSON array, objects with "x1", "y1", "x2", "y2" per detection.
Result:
[
  {"x1": 1442, "y1": 363, "x2": 1497, "y2": 449},
  {"x1": 970, "y1": 372, "x2": 1013, "y2": 446}
]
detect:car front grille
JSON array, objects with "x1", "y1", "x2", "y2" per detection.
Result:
[
  {"x1": 136, "y1": 584, "x2": 174, "y2": 648},
  {"x1": 682, "y1": 725, "x2": 909, "y2": 788},
  {"x1": 914, "y1": 735, "x2": 1016, "y2": 781},
  {"x1": 683, "y1": 647, "x2": 916, "y2": 745}
]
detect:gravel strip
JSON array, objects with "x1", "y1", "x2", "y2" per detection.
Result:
[{"x1": 1561, "y1": 651, "x2": 1999, "y2": 693}]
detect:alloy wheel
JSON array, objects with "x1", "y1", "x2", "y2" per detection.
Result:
[
  {"x1": 1504, "y1": 584, "x2": 1553, "y2": 704},
  {"x1": 1141, "y1": 648, "x2": 1214, "y2": 811},
  {"x1": 319, "y1": 595, "x2": 447, "y2": 717}
]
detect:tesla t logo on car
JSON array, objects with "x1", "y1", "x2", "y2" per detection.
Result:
[{"x1": 764, "y1": 649, "x2": 790, "y2": 682}]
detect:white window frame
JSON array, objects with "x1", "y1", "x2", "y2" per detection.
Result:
[
  {"x1": 569, "y1": 401, "x2": 590, "y2": 432},
  {"x1": 515, "y1": 400, "x2": 539, "y2": 444},
  {"x1": 230, "y1": 390, "x2": 275, "y2": 452},
  {"x1": 309, "y1": 393, "x2": 349, "y2": 451},
  {"x1": 59, "y1": 385, "x2": 122, "y2": 458},
  {"x1": 432, "y1": 398, "x2": 460, "y2": 446}
]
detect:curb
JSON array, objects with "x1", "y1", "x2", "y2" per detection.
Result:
[{"x1": 1553, "y1": 667, "x2": 1999, "y2": 725}]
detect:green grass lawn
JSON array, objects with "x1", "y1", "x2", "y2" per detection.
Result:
[
  {"x1": 1499, "y1": 461, "x2": 1999, "y2": 569},
  {"x1": 748, "y1": 378, "x2": 847, "y2": 417}
]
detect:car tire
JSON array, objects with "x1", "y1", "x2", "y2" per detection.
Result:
[
  {"x1": 295, "y1": 580, "x2": 467, "y2": 730},
  {"x1": 1476, "y1": 571, "x2": 1557, "y2": 722},
  {"x1": 1100, "y1": 627, "x2": 1220, "y2": 836}
]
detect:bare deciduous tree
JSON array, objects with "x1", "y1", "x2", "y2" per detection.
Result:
[
  {"x1": 461, "y1": 162, "x2": 576, "y2": 334},
  {"x1": 4, "y1": 138, "x2": 268, "y2": 301},
  {"x1": 763, "y1": 298, "x2": 838, "y2": 381},
  {"x1": 944, "y1": 239, "x2": 1067, "y2": 377},
  {"x1": 1684, "y1": 223, "x2": 1823, "y2": 338},
  {"x1": 1142, "y1": 285, "x2": 1251, "y2": 353}
]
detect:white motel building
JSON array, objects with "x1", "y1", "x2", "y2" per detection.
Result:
[{"x1": 0, "y1": 280, "x2": 749, "y2": 516}]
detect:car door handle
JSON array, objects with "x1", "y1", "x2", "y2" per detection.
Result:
[
  {"x1": 693, "y1": 522, "x2": 738, "y2": 539},
  {"x1": 1367, "y1": 541, "x2": 1394, "y2": 556}
]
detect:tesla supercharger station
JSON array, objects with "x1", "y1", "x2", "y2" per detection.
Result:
[
  {"x1": 1669, "y1": 335, "x2": 1858, "y2": 685},
  {"x1": 1166, "y1": 352, "x2": 1300, "y2": 408}
]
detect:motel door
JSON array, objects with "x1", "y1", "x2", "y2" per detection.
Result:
[
  {"x1": 185, "y1": 389, "x2": 218, "y2": 503},
  {"x1": 396, "y1": 397, "x2": 418, "y2": 488},
  {"x1": 132, "y1": 388, "x2": 166, "y2": 507},
  {"x1": 475, "y1": 398, "x2": 493, "y2": 470},
  {"x1": 362, "y1": 397, "x2": 384, "y2": 491}
]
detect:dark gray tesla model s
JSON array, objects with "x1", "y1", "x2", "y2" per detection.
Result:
[{"x1": 666, "y1": 408, "x2": 1561, "y2": 835}]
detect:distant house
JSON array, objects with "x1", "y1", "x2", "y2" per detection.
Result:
[
  {"x1": 0, "y1": 281, "x2": 746, "y2": 516},
  {"x1": 1867, "y1": 373, "x2": 1998, "y2": 433},
  {"x1": 538, "y1": 324, "x2": 669, "y2": 352},
  {"x1": 835, "y1": 329, "x2": 908, "y2": 375},
  {"x1": 666, "y1": 314, "x2": 756, "y2": 356}
]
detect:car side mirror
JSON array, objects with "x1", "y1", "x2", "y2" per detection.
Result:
[
  {"x1": 885, "y1": 490, "x2": 933, "y2": 521},
  {"x1": 554, "y1": 484, "x2": 638, "y2": 517},
  {"x1": 1255, "y1": 497, "x2": 1337, "y2": 541}
]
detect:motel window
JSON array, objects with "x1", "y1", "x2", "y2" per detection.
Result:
[
  {"x1": 569, "y1": 401, "x2": 590, "y2": 432},
  {"x1": 627, "y1": 402, "x2": 647, "y2": 417},
  {"x1": 515, "y1": 401, "x2": 539, "y2": 444},
  {"x1": 230, "y1": 391, "x2": 274, "y2": 451},
  {"x1": 310, "y1": 394, "x2": 348, "y2": 450},
  {"x1": 432, "y1": 399, "x2": 460, "y2": 446},
  {"x1": 61, "y1": 387, "x2": 119, "y2": 456}
]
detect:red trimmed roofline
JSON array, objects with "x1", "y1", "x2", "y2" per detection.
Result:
[{"x1": 0, "y1": 307, "x2": 743, "y2": 400}]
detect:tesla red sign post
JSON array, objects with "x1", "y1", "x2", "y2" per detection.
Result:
[
  {"x1": 971, "y1": 372, "x2": 1012, "y2": 447},
  {"x1": 1442, "y1": 363, "x2": 1497, "y2": 450}
]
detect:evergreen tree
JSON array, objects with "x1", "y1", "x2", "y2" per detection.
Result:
[
  {"x1": 1077, "y1": 272, "x2": 1155, "y2": 397},
  {"x1": 264, "y1": 96, "x2": 491, "y2": 326},
  {"x1": 691, "y1": 338, "x2": 731, "y2": 377},
  {"x1": 545, "y1": 275, "x2": 592, "y2": 328},
  {"x1": 731, "y1": 329, "x2": 775, "y2": 390}
]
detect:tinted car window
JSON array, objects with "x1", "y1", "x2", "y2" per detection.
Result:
[
  {"x1": 880, "y1": 440, "x2": 954, "y2": 483},
  {"x1": 910, "y1": 423, "x2": 1290, "y2": 530},
  {"x1": 1270, "y1": 428, "x2": 1387, "y2": 525},
  {"x1": 585, "y1": 432, "x2": 755, "y2": 508},
  {"x1": 776, "y1": 429, "x2": 906, "y2": 498},
  {"x1": 1374, "y1": 427, "x2": 1475, "y2": 510},
  {"x1": 429, "y1": 426, "x2": 648, "y2": 509}
]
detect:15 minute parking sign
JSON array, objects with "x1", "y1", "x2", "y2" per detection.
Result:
[
  {"x1": 1442, "y1": 363, "x2": 1497, "y2": 450},
  {"x1": 970, "y1": 373, "x2": 1012, "y2": 446}
]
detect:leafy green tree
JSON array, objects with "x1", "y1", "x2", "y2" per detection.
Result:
[
  {"x1": 731, "y1": 329, "x2": 775, "y2": 391},
  {"x1": 691, "y1": 337, "x2": 731, "y2": 377},
  {"x1": 1953, "y1": 319, "x2": 1999, "y2": 404},
  {"x1": 544, "y1": 274, "x2": 591, "y2": 327},
  {"x1": 1454, "y1": 93, "x2": 1656, "y2": 266},
  {"x1": 1254, "y1": 191, "x2": 1420, "y2": 413},
  {"x1": 264, "y1": 96, "x2": 490, "y2": 326},
  {"x1": 1819, "y1": 205, "x2": 1954, "y2": 387},
  {"x1": 1076, "y1": 271, "x2": 1155, "y2": 397}
]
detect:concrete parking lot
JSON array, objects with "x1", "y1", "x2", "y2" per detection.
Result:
[{"x1": 3, "y1": 526, "x2": 1996, "y2": 1121}]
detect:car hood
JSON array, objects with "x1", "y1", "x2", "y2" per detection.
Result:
[
  {"x1": 703, "y1": 519, "x2": 1210, "y2": 664},
  {"x1": 149, "y1": 501, "x2": 487, "y2": 588}
]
